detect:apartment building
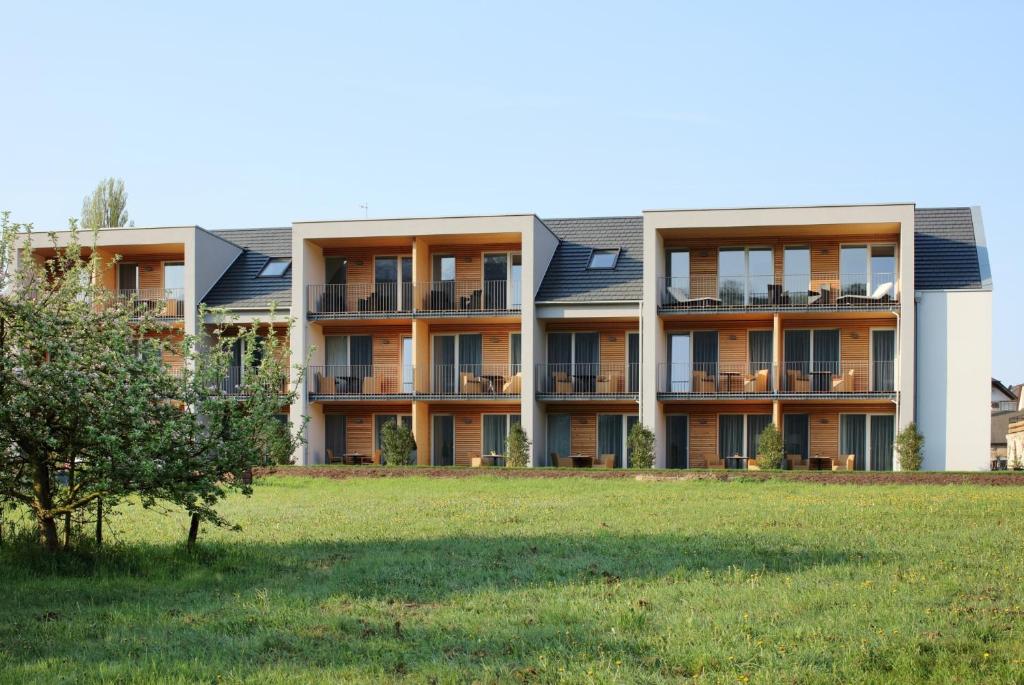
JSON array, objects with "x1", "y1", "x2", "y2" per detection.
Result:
[{"x1": 27, "y1": 203, "x2": 992, "y2": 470}]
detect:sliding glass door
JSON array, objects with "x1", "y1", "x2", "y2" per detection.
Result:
[
  {"x1": 433, "y1": 335, "x2": 456, "y2": 393},
  {"x1": 871, "y1": 415, "x2": 895, "y2": 471},
  {"x1": 598, "y1": 415, "x2": 624, "y2": 468},
  {"x1": 325, "y1": 415, "x2": 346, "y2": 462},
  {"x1": 719, "y1": 415, "x2": 744, "y2": 462},
  {"x1": 483, "y1": 253, "x2": 508, "y2": 310},
  {"x1": 812, "y1": 329, "x2": 840, "y2": 392},
  {"x1": 872, "y1": 329, "x2": 896, "y2": 392},
  {"x1": 840, "y1": 414, "x2": 867, "y2": 470},
  {"x1": 548, "y1": 414, "x2": 570, "y2": 466},
  {"x1": 783, "y1": 414, "x2": 809, "y2": 462},
  {"x1": 432, "y1": 415, "x2": 455, "y2": 466},
  {"x1": 719, "y1": 247, "x2": 772, "y2": 305},
  {"x1": 668, "y1": 333, "x2": 691, "y2": 392},
  {"x1": 746, "y1": 415, "x2": 772, "y2": 459},
  {"x1": 748, "y1": 330, "x2": 773, "y2": 391},
  {"x1": 666, "y1": 415, "x2": 688, "y2": 468},
  {"x1": 840, "y1": 414, "x2": 894, "y2": 471}
]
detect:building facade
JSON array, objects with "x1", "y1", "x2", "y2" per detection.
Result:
[{"x1": 27, "y1": 203, "x2": 993, "y2": 470}]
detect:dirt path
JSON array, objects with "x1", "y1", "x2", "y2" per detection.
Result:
[{"x1": 256, "y1": 465, "x2": 1024, "y2": 486}]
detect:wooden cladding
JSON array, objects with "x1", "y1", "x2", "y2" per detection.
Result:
[{"x1": 427, "y1": 243, "x2": 519, "y2": 282}]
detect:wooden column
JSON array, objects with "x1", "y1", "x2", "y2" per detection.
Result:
[{"x1": 772, "y1": 399, "x2": 782, "y2": 428}]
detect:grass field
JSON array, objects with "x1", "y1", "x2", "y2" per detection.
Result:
[{"x1": 3, "y1": 474, "x2": 1024, "y2": 683}]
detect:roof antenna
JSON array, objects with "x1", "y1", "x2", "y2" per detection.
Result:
[{"x1": 360, "y1": 203, "x2": 368, "y2": 218}]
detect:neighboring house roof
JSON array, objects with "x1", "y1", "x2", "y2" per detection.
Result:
[
  {"x1": 914, "y1": 207, "x2": 987, "y2": 291},
  {"x1": 993, "y1": 378, "x2": 1018, "y2": 401},
  {"x1": 536, "y1": 216, "x2": 643, "y2": 303},
  {"x1": 992, "y1": 410, "x2": 1024, "y2": 446},
  {"x1": 203, "y1": 227, "x2": 292, "y2": 310}
]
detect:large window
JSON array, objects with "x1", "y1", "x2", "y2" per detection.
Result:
[
  {"x1": 118, "y1": 262, "x2": 138, "y2": 292},
  {"x1": 664, "y1": 250, "x2": 690, "y2": 301},
  {"x1": 164, "y1": 262, "x2": 185, "y2": 292},
  {"x1": 483, "y1": 414, "x2": 520, "y2": 457},
  {"x1": 840, "y1": 414, "x2": 894, "y2": 471},
  {"x1": 841, "y1": 245, "x2": 897, "y2": 297},
  {"x1": 718, "y1": 247, "x2": 772, "y2": 305},
  {"x1": 325, "y1": 414, "x2": 346, "y2": 462},
  {"x1": 783, "y1": 247, "x2": 810, "y2": 302},
  {"x1": 718, "y1": 415, "x2": 745, "y2": 459},
  {"x1": 547, "y1": 414, "x2": 571, "y2": 466},
  {"x1": 872, "y1": 329, "x2": 896, "y2": 392},
  {"x1": 783, "y1": 329, "x2": 839, "y2": 392}
]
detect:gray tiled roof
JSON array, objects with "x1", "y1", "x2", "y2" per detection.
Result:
[
  {"x1": 203, "y1": 227, "x2": 292, "y2": 309},
  {"x1": 914, "y1": 207, "x2": 983, "y2": 290},
  {"x1": 536, "y1": 216, "x2": 643, "y2": 303}
]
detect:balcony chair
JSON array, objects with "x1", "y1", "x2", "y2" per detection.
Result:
[
  {"x1": 552, "y1": 371, "x2": 574, "y2": 394},
  {"x1": 832, "y1": 454, "x2": 856, "y2": 471},
  {"x1": 459, "y1": 372, "x2": 483, "y2": 394},
  {"x1": 785, "y1": 369, "x2": 811, "y2": 393},
  {"x1": 744, "y1": 368, "x2": 770, "y2": 393},
  {"x1": 502, "y1": 372, "x2": 522, "y2": 394},
  {"x1": 597, "y1": 453, "x2": 615, "y2": 468},
  {"x1": 807, "y1": 283, "x2": 831, "y2": 306},
  {"x1": 831, "y1": 368, "x2": 855, "y2": 393},
  {"x1": 692, "y1": 370, "x2": 717, "y2": 393},
  {"x1": 785, "y1": 453, "x2": 806, "y2": 469},
  {"x1": 838, "y1": 281, "x2": 893, "y2": 305},
  {"x1": 362, "y1": 375, "x2": 379, "y2": 394},
  {"x1": 459, "y1": 290, "x2": 482, "y2": 310}
]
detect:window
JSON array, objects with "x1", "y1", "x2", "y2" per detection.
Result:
[
  {"x1": 840, "y1": 245, "x2": 897, "y2": 297},
  {"x1": 587, "y1": 249, "x2": 619, "y2": 269},
  {"x1": 483, "y1": 414, "x2": 515, "y2": 456},
  {"x1": 718, "y1": 247, "x2": 772, "y2": 305},
  {"x1": 258, "y1": 258, "x2": 291, "y2": 278},
  {"x1": 163, "y1": 262, "x2": 184, "y2": 293},
  {"x1": 118, "y1": 262, "x2": 139, "y2": 292},
  {"x1": 548, "y1": 414, "x2": 571, "y2": 465}
]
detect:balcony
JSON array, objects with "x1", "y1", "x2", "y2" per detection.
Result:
[
  {"x1": 308, "y1": 365, "x2": 414, "y2": 400},
  {"x1": 307, "y1": 283, "x2": 414, "y2": 319},
  {"x1": 116, "y1": 288, "x2": 185, "y2": 321},
  {"x1": 657, "y1": 361, "x2": 895, "y2": 398},
  {"x1": 658, "y1": 272, "x2": 898, "y2": 313},
  {"x1": 218, "y1": 367, "x2": 290, "y2": 396},
  {"x1": 422, "y1": 364, "x2": 521, "y2": 399},
  {"x1": 306, "y1": 280, "x2": 521, "y2": 320},
  {"x1": 536, "y1": 363, "x2": 639, "y2": 399}
]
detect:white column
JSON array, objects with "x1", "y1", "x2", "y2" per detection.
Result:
[{"x1": 641, "y1": 218, "x2": 664, "y2": 466}]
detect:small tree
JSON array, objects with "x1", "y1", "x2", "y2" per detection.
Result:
[
  {"x1": 896, "y1": 422, "x2": 925, "y2": 471},
  {"x1": 380, "y1": 420, "x2": 415, "y2": 466},
  {"x1": 0, "y1": 216, "x2": 305, "y2": 550},
  {"x1": 81, "y1": 178, "x2": 132, "y2": 229},
  {"x1": 756, "y1": 424, "x2": 785, "y2": 469},
  {"x1": 505, "y1": 422, "x2": 530, "y2": 468},
  {"x1": 627, "y1": 423, "x2": 655, "y2": 469}
]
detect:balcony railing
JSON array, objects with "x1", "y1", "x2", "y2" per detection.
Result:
[
  {"x1": 426, "y1": 364, "x2": 521, "y2": 396},
  {"x1": 115, "y1": 288, "x2": 185, "y2": 319},
  {"x1": 780, "y1": 361, "x2": 894, "y2": 394},
  {"x1": 307, "y1": 283, "x2": 414, "y2": 316},
  {"x1": 658, "y1": 361, "x2": 895, "y2": 395},
  {"x1": 308, "y1": 365, "x2": 414, "y2": 397},
  {"x1": 306, "y1": 280, "x2": 522, "y2": 318},
  {"x1": 536, "y1": 363, "x2": 640, "y2": 396},
  {"x1": 417, "y1": 280, "x2": 521, "y2": 314},
  {"x1": 659, "y1": 363, "x2": 775, "y2": 394},
  {"x1": 659, "y1": 272, "x2": 898, "y2": 310},
  {"x1": 217, "y1": 366, "x2": 290, "y2": 395}
]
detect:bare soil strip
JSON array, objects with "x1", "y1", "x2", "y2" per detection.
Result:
[{"x1": 256, "y1": 466, "x2": 1024, "y2": 486}]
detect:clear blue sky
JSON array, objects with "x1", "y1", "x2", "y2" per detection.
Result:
[{"x1": 2, "y1": 2, "x2": 1020, "y2": 382}]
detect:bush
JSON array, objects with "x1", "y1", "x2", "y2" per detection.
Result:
[
  {"x1": 627, "y1": 423, "x2": 655, "y2": 469},
  {"x1": 380, "y1": 420, "x2": 415, "y2": 466},
  {"x1": 896, "y1": 422, "x2": 925, "y2": 471},
  {"x1": 756, "y1": 424, "x2": 785, "y2": 470},
  {"x1": 505, "y1": 422, "x2": 531, "y2": 468}
]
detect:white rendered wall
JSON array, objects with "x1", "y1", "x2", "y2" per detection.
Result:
[{"x1": 916, "y1": 290, "x2": 992, "y2": 470}]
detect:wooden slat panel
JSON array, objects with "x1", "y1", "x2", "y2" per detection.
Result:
[
  {"x1": 454, "y1": 409, "x2": 481, "y2": 466},
  {"x1": 688, "y1": 411, "x2": 717, "y2": 462},
  {"x1": 483, "y1": 331, "x2": 510, "y2": 367},
  {"x1": 570, "y1": 414, "x2": 596, "y2": 457},
  {"x1": 809, "y1": 410, "x2": 840, "y2": 459},
  {"x1": 599, "y1": 331, "x2": 626, "y2": 366}
]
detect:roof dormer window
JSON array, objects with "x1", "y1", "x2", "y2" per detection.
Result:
[
  {"x1": 587, "y1": 248, "x2": 620, "y2": 270},
  {"x1": 258, "y1": 258, "x2": 291, "y2": 278}
]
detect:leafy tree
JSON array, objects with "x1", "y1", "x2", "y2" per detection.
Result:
[
  {"x1": 0, "y1": 215, "x2": 304, "y2": 550},
  {"x1": 627, "y1": 423, "x2": 655, "y2": 469},
  {"x1": 895, "y1": 422, "x2": 925, "y2": 471},
  {"x1": 380, "y1": 420, "x2": 415, "y2": 466},
  {"x1": 756, "y1": 424, "x2": 785, "y2": 469},
  {"x1": 81, "y1": 178, "x2": 132, "y2": 229},
  {"x1": 505, "y1": 422, "x2": 530, "y2": 468}
]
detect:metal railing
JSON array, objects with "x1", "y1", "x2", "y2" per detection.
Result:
[
  {"x1": 658, "y1": 363, "x2": 775, "y2": 394},
  {"x1": 418, "y1": 280, "x2": 521, "y2": 313},
  {"x1": 308, "y1": 365, "x2": 414, "y2": 396},
  {"x1": 426, "y1": 364, "x2": 521, "y2": 396},
  {"x1": 115, "y1": 288, "x2": 185, "y2": 319},
  {"x1": 536, "y1": 363, "x2": 640, "y2": 395},
  {"x1": 217, "y1": 366, "x2": 290, "y2": 395},
  {"x1": 307, "y1": 283, "x2": 414, "y2": 315},
  {"x1": 659, "y1": 272, "x2": 898, "y2": 309},
  {"x1": 780, "y1": 361, "x2": 894, "y2": 394}
]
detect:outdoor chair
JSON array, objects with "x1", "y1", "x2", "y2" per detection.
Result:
[
  {"x1": 831, "y1": 368, "x2": 855, "y2": 393},
  {"x1": 597, "y1": 453, "x2": 615, "y2": 468},
  {"x1": 838, "y1": 281, "x2": 893, "y2": 305}
]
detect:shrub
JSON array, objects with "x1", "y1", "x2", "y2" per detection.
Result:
[
  {"x1": 505, "y1": 422, "x2": 531, "y2": 468},
  {"x1": 756, "y1": 424, "x2": 785, "y2": 470},
  {"x1": 380, "y1": 420, "x2": 415, "y2": 466},
  {"x1": 627, "y1": 423, "x2": 655, "y2": 469},
  {"x1": 896, "y1": 422, "x2": 925, "y2": 471}
]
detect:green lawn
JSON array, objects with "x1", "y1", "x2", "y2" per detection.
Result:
[{"x1": 3, "y1": 474, "x2": 1024, "y2": 683}]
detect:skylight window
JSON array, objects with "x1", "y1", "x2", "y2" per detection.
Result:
[
  {"x1": 587, "y1": 249, "x2": 620, "y2": 270},
  {"x1": 258, "y1": 258, "x2": 291, "y2": 278}
]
